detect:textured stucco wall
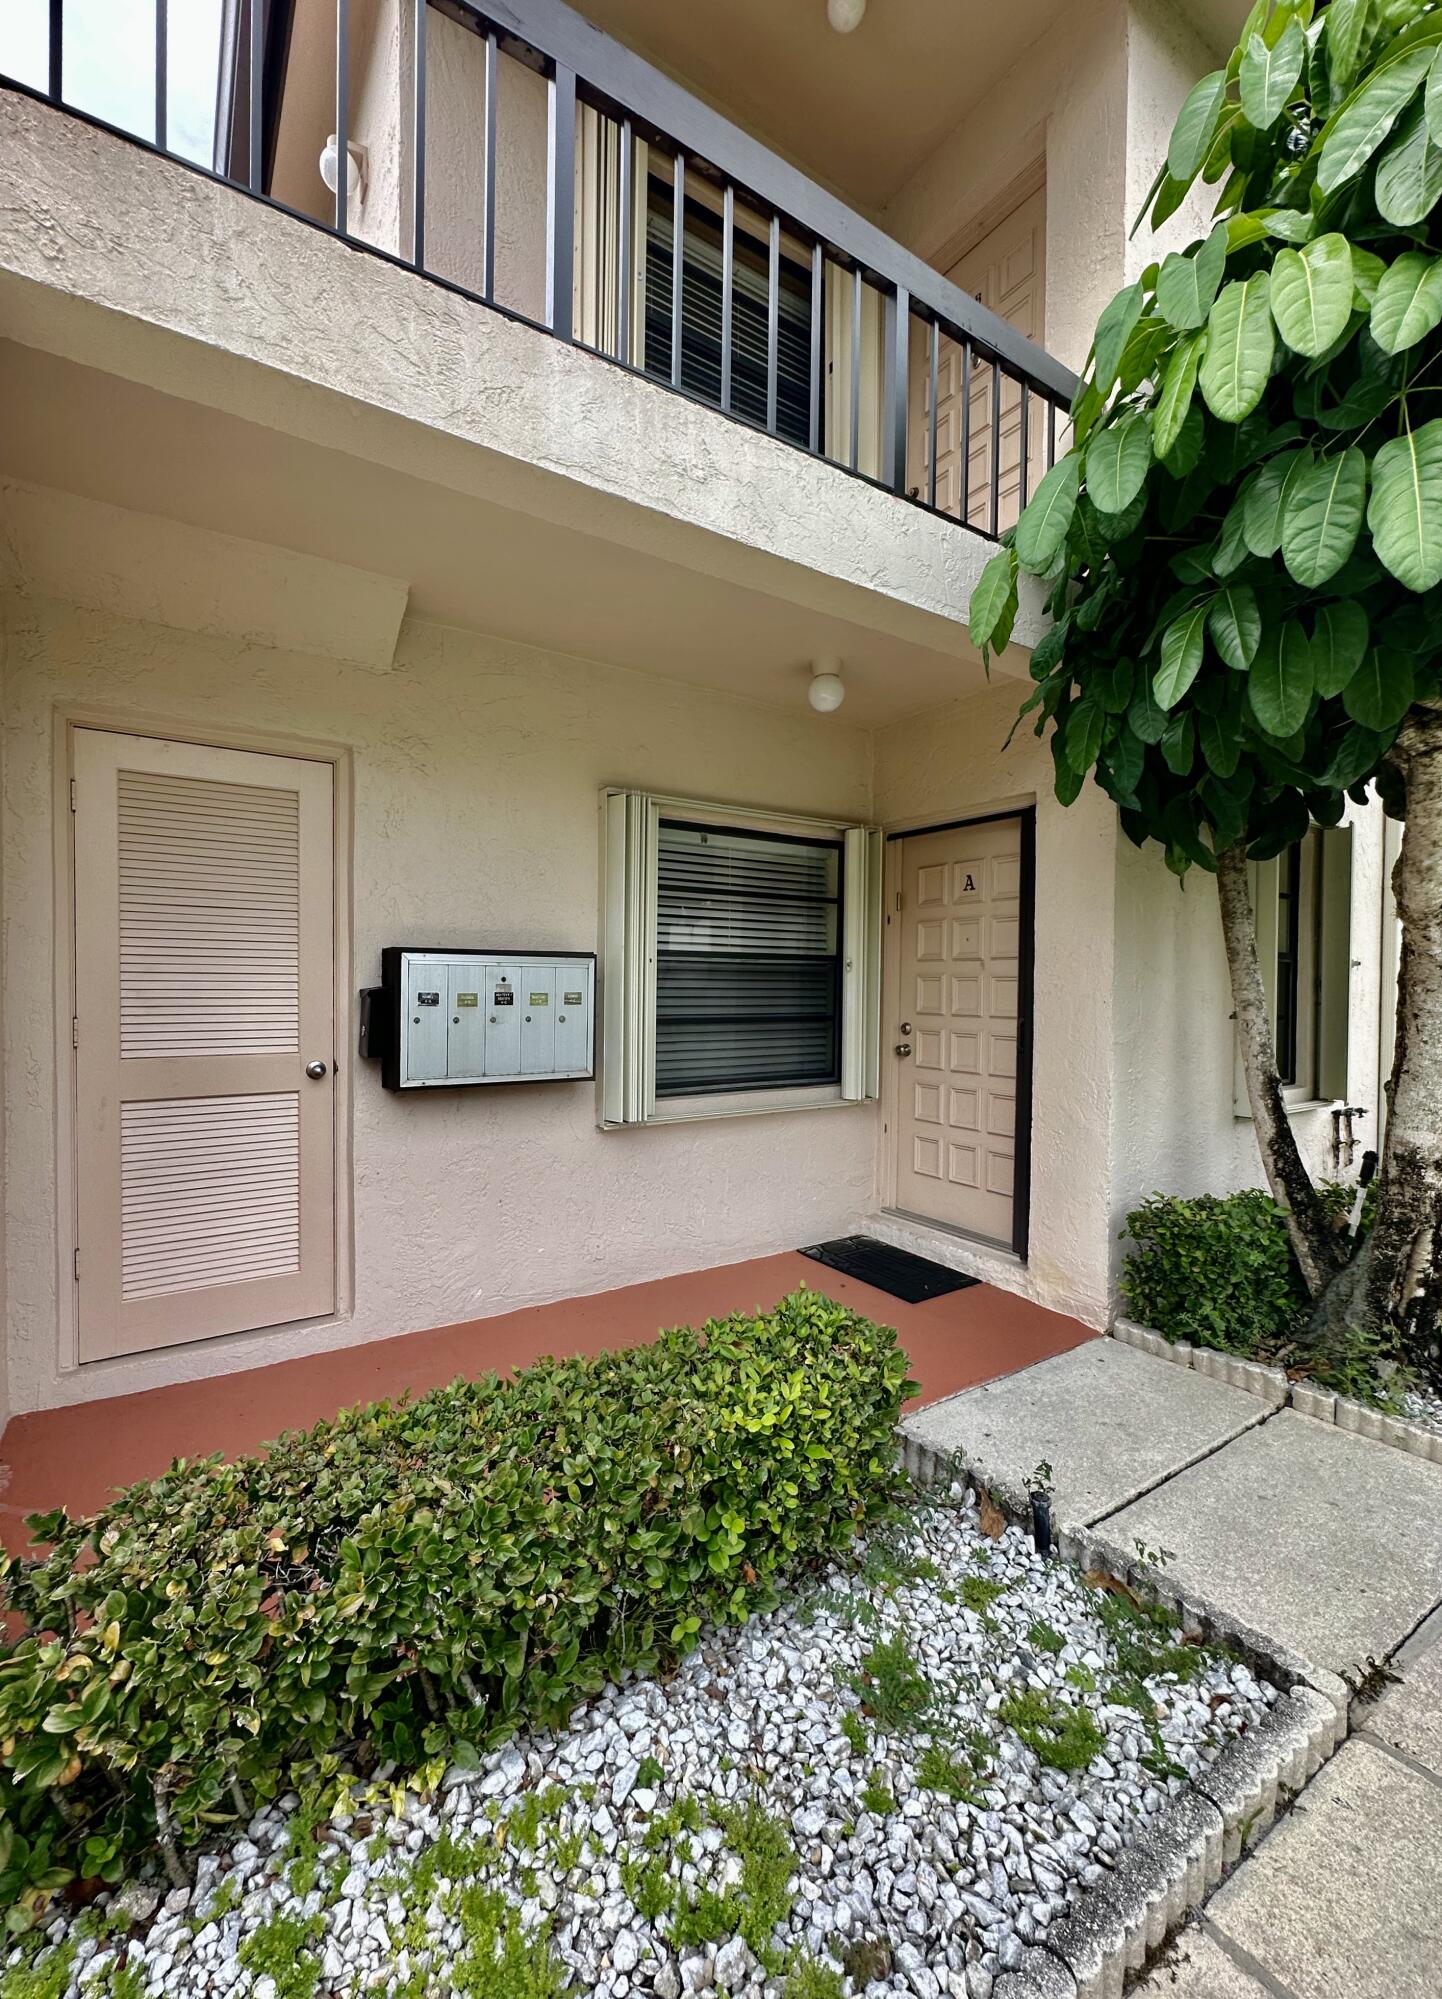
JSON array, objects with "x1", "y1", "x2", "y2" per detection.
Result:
[
  {"x1": 1109, "y1": 807, "x2": 1388, "y2": 1245},
  {"x1": 878, "y1": 0, "x2": 1129, "y2": 375},
  {"x1": 871, "y1": 681, "x2": 1118, "y2": 1329},
  {"x1": 0, "y1": 588, "x2": 877, "y2": 1415}
]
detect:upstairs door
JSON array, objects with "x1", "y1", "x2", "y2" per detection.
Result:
[
  {"x1": 891, "y1": 816, "x2": 1026, "y2": 1248},
  {"x1": 73, "y1": 729, "x2": 336, "y2": 1361},
  {"x1": 913, "y1": 186, "x2": 1047, "y2": 535}
]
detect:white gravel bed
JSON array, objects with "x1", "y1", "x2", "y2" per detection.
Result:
[
  {"x1": 1401, "y1": 1382, "x2": 1442, "y2": 1436},
  {"x1": 10, "y1": 1490, "x2": 1274, "y2": 1999}
]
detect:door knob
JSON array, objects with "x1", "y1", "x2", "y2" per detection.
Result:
[
  {"x1": 899, "y1": 1021, "x2": 913, "y2": 1035},
  {"x1": 305, "y1": 1060, "x2": 328, "y2": 1080},
  {"x1": 895, "y1": 1042, "x2": 913, "y2": 1058}
]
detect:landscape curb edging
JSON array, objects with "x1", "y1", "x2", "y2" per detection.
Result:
[
  {"x1": 896, "y1": 1433, "x2": 1347, "y2": 1999},
  {"x1": 1110, "y1": 1317, "x2": 1442, "y2": 1465}
]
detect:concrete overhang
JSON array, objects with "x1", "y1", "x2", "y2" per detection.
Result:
[{"x1": 0, "y1": 92, "x2": 1043, "y2": 720}]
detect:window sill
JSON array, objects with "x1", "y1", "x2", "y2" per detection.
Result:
[
  {"x1": 1234, "y1": 1095, "x2": 1339, "y2": 1125},
  {"x1": 605, "y1": 1083, "x2": 866, "y2": 1127}
]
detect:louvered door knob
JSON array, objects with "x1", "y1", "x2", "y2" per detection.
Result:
[{"x1": 305, "y1": 1060, "x2": 328, "y2": 1079}]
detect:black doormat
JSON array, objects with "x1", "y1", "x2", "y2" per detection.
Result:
[{"x1": 799, "y1": 1235, "x2": 981, "y2": 1305}]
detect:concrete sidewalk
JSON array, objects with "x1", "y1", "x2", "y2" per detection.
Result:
[{"x1": 902, "y1": 1340, "x2": 1442, "y2": 1999}]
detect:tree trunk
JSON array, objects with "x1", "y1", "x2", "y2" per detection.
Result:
[
  {"x1": 1311, "y1": 708, "x2": 1442, "y2": 1383},
  {"x1": 1215, "y1": 843, "x2": 1348, "y2": 1296}
]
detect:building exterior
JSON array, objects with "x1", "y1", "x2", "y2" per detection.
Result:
[{"x1": 0, "y1": 0, "x2": 1390, "y2": 1429}]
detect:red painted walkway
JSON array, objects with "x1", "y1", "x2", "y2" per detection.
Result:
[{"x1": 0, "y1": 1253, "x2": 1093, "y2": 1544}]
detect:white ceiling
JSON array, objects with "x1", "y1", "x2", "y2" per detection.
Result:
[{"x1": 574, "y1": 0, "x2": 1251, "y2": 215}]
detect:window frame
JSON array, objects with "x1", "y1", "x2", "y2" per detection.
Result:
[
  {"x1": 1235, "y1": 824, "x2": 1352, "y2": 1118},
  {"x1": 599, "y1": 790, "x2": 881, "y2": 1128}
]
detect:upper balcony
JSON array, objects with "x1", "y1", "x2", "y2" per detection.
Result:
[{"x1": 0, "y1": 0, "x2": 1099, "y2": 717}]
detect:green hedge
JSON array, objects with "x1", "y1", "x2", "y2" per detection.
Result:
[
  {"x1": 1119, "y1": 1187, "x2": 1352, "y2": 1357},
  {"x1": 0, "y1": 1289, "x2": 913, "y2": 1919}
]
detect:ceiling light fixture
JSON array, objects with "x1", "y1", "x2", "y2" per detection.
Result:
[
  {"x1": 808, "y1": 659, "x2": 846, "y2": 713},
  {"x1": 827, "y1": 0, "x2": 867, "y2": 31}
]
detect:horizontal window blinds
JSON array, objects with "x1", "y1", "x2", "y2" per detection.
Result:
[
  {"x1": 644, "y1": 183, "x2": 813, "y2": 446},
  {"x1": 655, "y1": 820, "x2": 842, "y2": 1097}
]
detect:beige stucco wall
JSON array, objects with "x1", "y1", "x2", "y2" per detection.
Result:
[
  {"x1": 0, "y1": 587, "x2": 878, "y2": 1416},
  {"x1": 879, "y1": 0, "x2": 1129, "y2": 374},
  {"x1": 870, "y1": 683, "x2": 1119, "y2": 1330},
  {"x1": 1110, "y1": 808, "x2": 1388, "y2": 1249}
]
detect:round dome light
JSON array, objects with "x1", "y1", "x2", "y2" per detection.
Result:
[
  {"x1": 827, "y1": 0, "x2": 867, "y2": 31},
  {"x1": 808, "y1": 670, "x2": 846, "y2": 713}
]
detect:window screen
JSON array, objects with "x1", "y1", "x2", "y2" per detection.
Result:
[
  {"x1": 644, "y1": 181, "x2": 814, "y2": 447},
  {"x1": 655, "y1": 821, "x2": 842, "y2": 1097}
]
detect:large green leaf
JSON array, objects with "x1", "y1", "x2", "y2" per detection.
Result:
[
  {"x1": 1154, "y1": 337, "x2": 1205, "y2": 465},
  {"x1": 1248, "y1": 624, "x2": 1315, "y2": 736},
  {"x1": 1281, "y1": 447, "x2": 1367, "y2": 586},
  {"x1": 1155, "y1": 226, "x2": 1229, "y2": 331},
  {"x1": 1269, "y1": 234, "x2": 1355, "y2": 356},
  {"x1": 1427, "y1": 42, "x2": 1442, "y2": 143},
  {"x1": 1160, "y1": 399, "x2": 1206, "y2": 477},
  {"x1": 1240, "y1": 17, "x2": 1305, "y2": 130},
  {"x1": 1093, "y1": 282, "x2": 1146, "y2": 393},
  {"x1": 1085, "y1": 412, "x2": 1152, "y2": 514},
  {"x1": 1317, "y1": 44, "x2": 1433, "y2": 192},
  {"x1": 1063, "y1": 697, "x2": 1106, "y2": 774},
  {"x1": 1169, "y1": 70, "x2": 1230, "y2": 181},
  {"x1": 1154, "y1": 605, "x2": 1208, "y2": 709},
  {"x1": 1311, "y1": 601, "x2": 1370, "y2": 696},
  {"x1": 1242, "y1": 448, "x2": 1309, "y2": 556},
  {"x1": 1199, "y1": 708, "x2": 1243, "y2": 779},
  {"x1": 1375, "y1": 97, "x2": 1442, "y2": 225},
  {"x1": 1368, "y1": 418, "x2": 1442, "y2": 589},
  {"x1": 1369, "y1": 251, "x2": 1442, "y2": 353},
  {"x1": 1207, "y1": 584, "x2": 1262, "y2": 670},
  {"x1": 1200, "y1": 275, "x2": 1276, "y2": 421},
  {"x1": 970, "y1": 546, "x2": 1019, "y2": 653},
  {"x1": 1326, "y1": 0, "x2": 1371, "y2": 96},
  {"x1": 1343, "y1": 647, "x2": 1416, "y2": 728},
  {"x1": 1014, "y1": 453, "x2": 1083, "y2": 573}
]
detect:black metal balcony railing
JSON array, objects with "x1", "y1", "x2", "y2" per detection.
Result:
[{"x1": 6, "y1": 0, "x2": 1078, "y2": 541}]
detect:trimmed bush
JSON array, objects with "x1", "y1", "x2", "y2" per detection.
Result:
[
  {"x1": 0, "y1": 1289, "x2": 913, "y2": 1917},
  {"x1": 1120, "y1": 1186, "x2": 1359, "y2": 1359},
  {"x1": 1120, "y1": 1188, "x2": 1312, "y2": 1357}
]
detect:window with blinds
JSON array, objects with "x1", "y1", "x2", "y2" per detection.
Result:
[
  {"x1": 655, "y1": 820, "x2": 842, "y2": 1098},
  {"x1": 643, "y1": 181, "x2": 814, "y2": 447}
]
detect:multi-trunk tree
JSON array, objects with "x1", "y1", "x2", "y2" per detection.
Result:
[{"x1": 971, "y1": 0, "x2": 1442, "y2": 1384}]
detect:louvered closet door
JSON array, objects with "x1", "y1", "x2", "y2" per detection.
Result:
[{"x1": 73, "y1": 730, "x2": 335, "y2": 1360}]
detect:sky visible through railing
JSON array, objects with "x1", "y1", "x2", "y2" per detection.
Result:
[{"x1": 0, "y1": 0, "x2": 224, "y2": 167}]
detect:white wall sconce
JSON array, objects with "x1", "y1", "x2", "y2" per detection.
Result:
[
  {"x1": 827, "y1": 0, "x2": 867, "y2": 32},
  {"x1": 808, "y1": 659, "x2": 846, "y2": 713},
  {"x1": 319, "y1": 135, "x2": 367, "y2": 204}
]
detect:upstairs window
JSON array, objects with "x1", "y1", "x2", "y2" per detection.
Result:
[
  {"x1": 643, "y1": 178, "x2": 815, "y2": 448},
  {"x1": 600, "y1": 792, "x2": 880, "y2": 1125}
]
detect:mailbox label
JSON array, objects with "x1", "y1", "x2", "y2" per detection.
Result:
[
  {"x1": 456, "y1": 992, "x2": 478, "y2": 1007},
  {"x1": 493, "y1": 988, "x2": 514, "y2": 1006},
  {"x1": 528, "y1": 992, "x2": 550, "y2": 1007},
  {"x1": 563, "y1": 991, "x2": 583, "y2": 1006}
]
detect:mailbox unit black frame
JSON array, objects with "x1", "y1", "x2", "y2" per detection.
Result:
[{"x1": 364, "y1": 946, "x2": 598, "y2": 1091}]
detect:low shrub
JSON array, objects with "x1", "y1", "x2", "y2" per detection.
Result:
[
  {"x1": 1119, "y1": 1187, "x2": 1350, "y2": 1358},
  {"x1": 0, "y1": 1289, "x2": 913, "y2": 1922}
]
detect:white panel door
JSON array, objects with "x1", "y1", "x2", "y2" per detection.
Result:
[
  {"x1": 893, "y1": 818, "x2": 1023, "y2": 1246},
  {"x1": 73, "y1": 729, "x2": 336, "y2": 1360},
  {"x1": 911, "y1": 188, "x2": 1047, "y2": 534}
]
